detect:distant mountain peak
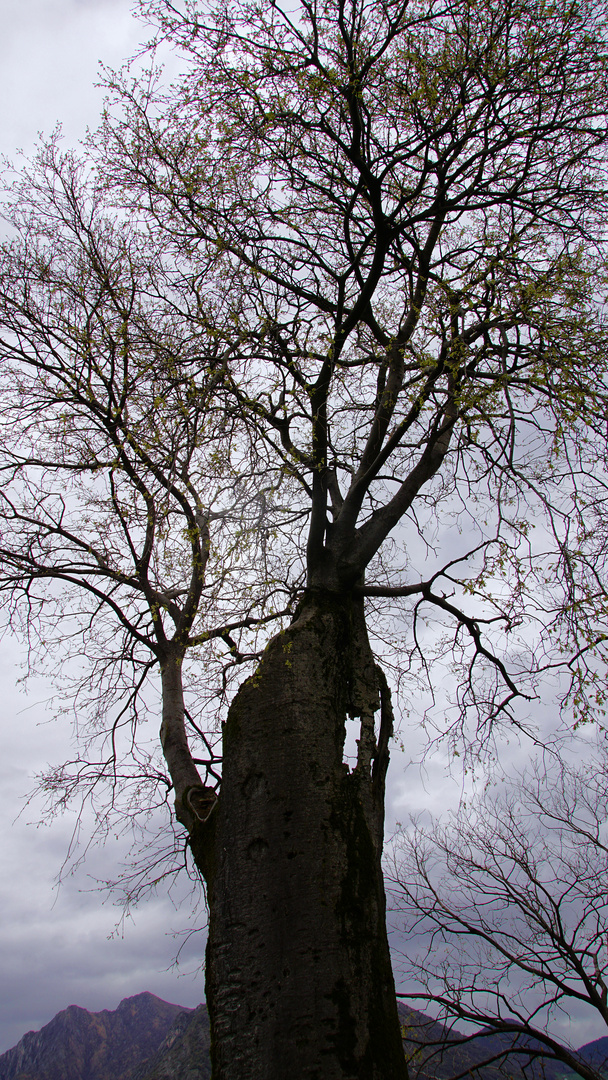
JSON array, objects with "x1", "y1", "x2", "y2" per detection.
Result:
[
  {"x1": 2, "y1": 994, "x2": 603, "y2": 1080},
  {"x1": 0, "y1": 993, "x2": 198, "y2": 1080}
]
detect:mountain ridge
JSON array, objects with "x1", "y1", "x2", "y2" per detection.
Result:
[
  {"x1": 0, "y1": 992, "x2": 193, "y2": 1080},
  {"x1": 1, "y1": 992, "x2": 606, "y2": 1080}
]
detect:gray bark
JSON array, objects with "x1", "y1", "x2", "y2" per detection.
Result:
[
  {"x1": 160, "y1": 654, "x2": 203, "y2": 813},
  {"x1": 160, "y1": 653, "x2": 218, "y2": 863}
]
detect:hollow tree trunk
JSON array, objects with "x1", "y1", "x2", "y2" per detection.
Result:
[{"x1": 190, "y1": 589, "x2": 407, "y2": 1080}]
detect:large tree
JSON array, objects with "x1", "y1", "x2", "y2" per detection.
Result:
[{"x1": 1, "y1": 0, "x2": 608, "y2": 1076}]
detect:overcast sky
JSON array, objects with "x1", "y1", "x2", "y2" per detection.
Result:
[
  {"x1": 0, "y1": 0, "x2": 209, "y2": 1054},
  {"x1": 0, "y1": 2, "x2": 468, "y2": 1055},
  {"x1": 0, "y1": 0, "x2": 605, "y2": 1061}
]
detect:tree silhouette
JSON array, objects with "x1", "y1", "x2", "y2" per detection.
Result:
[
  {"x1": 1, "y1": 0, "x2": 608, "y2": 1074},
  {"x1": 393, "y1": 745, "x2": 608, "y2": 1080}
]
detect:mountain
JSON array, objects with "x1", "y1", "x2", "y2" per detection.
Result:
[
  {"x1": 0, "y1": 997, "x2": 450, "y2": 1080},
  {"x1": 1, "y1": 993, "x2": 606, "y2": 1080},
  {"x1": 131, "y1": 1005, "x2": 211, "y2": 1080},
  {"x1": 579, "y1": 1038, "x2": 608, "y2": 1075},
  {"x1": 396, "y1": 1004, "x2": 531, "y2": 1080},
  {"x1": 0, "y1": 993, "x2": 193, "y2": 1080},
  {"x1": 400, "y1": 1017, "x2": 608, "y2": 1080}
]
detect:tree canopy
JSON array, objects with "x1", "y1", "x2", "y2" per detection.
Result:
[{"x1": 1, "y1": 0, "x2": 608, "y2": 1075}]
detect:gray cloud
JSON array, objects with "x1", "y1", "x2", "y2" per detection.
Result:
[
  {"x1": 1, "y1": 0, "x2": 606, "y2": 1063},
  {"x1": 0, "y1": 9, "x2": 199, "y2": 1048},
  {"x1": 0, "y1": 0, "x2": 154, "y2": 1042},
  {"x1": 0, "y1": 633, "x2": 206, "y2": 1053},
  {"x1": 0, "y1": 0, "x2": 142, "y2": 161}
]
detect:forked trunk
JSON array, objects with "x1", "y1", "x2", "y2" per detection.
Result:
[{"x1": 191, "y1": 590, "x2": 407, "y2": 1080}]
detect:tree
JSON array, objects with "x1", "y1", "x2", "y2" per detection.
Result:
[
  {"x1": 391, "y1": 743, "x2": 608, "y2": 1080},
  {"x1": 1, "y1": 0, "x2": 608, "y2": 1076}
]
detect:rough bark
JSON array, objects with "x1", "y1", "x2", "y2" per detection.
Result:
[
  {"x1": 160, "y1": 653, "x2": 219, "y2": 884},
  {"x1": 160, "y1": 654, "x2": 202, "y2": 810},
  {"x1": 193, "y1": 589, "x2": 407, "y2": 1080}
]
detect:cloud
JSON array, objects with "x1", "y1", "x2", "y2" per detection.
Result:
[
  {"x1": 0, "y1": 0, "x2": 605, "y2": 1064},
  {"x1": 0, "y1": 802, "x2": 206, "y2": 1053},
  {"x1": 0, "y1": 0, "x2": 142, "y2": 161},
  {"x1": 0, "y1": 3, "x2": 211, "y2": 1052},
  {"x1": 0, "y1": 632, "x2": 207, "y2": 1054}
]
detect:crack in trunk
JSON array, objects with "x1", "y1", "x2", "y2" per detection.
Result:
[{"x1": 194, "y1": 589, "x2": 407, "y2": 1080}]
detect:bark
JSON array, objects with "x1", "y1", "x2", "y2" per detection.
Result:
[
  {"x1": 160, "y1": 652, "x2": 219, "y2": 884},
  {"x1": 193, "y1": 589, "x2": 407, "y2": 1080}
]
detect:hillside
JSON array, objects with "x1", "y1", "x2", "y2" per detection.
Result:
[
  {"x1": 0, "y1": 993, "x2": 192, "y2": 1080},
  {"x1": 1, "y1": 992, "x2": 605, "y2": 1080}
]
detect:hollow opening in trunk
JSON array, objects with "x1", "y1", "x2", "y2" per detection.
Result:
[{"x1": 342, "y1": 715, "x2": 361, "y2": 771}]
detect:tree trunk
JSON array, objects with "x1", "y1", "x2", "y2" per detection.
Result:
[{"x1": 193, "y1": 589, "x2": 407, "y2": 1080}]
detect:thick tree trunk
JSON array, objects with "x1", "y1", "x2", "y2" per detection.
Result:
[{"x1": 192, "y1": 589, "x2": 407, "y2": 1080}]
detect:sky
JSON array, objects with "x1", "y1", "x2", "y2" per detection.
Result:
[
  {"x1": 0, "y1": 0, "x2": 605, "y2": 1062},
  {"x1": 0, "y1": 0, "x2": 466, "y2": 1055},
  {"x1": 0, "y1": 0, "x2": 208, "y2": 1054}
]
